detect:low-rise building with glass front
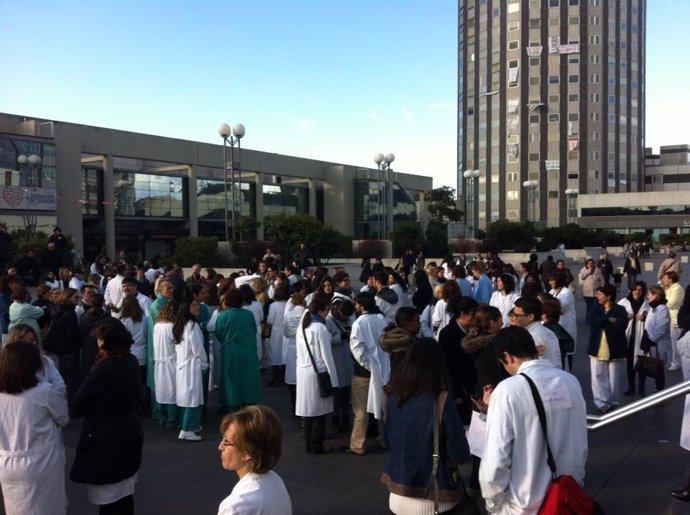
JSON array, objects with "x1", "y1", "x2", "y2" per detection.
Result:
[{"x1": 0, "y1": 112, "x2": 431, "y2": 260}]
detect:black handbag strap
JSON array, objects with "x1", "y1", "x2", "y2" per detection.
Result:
[
  {"x1": 301, "y1": 325, "x2": 320, "y2": 374},
  {"x1": 520, "y1": 373, "x2": 558, "y2": 480},
  {"x1": 431, "y1": 391, "x2": 469, "y2": 514}
]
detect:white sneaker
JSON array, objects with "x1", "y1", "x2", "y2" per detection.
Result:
[
  {"x1": 668, "y1": 364, "x2": 681, "y2": 371},
  {"x1": 178, "y1": 430, "x2": 202, "y2": 441}
]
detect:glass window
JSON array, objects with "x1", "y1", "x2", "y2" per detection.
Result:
[
  {"x1": 81, "y1": 167, "x2": 103, "y2": 215},
  {"x1": 113, "y1": 171, "x2": 185, "y2": 217}
]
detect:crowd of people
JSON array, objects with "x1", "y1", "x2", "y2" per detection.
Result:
[{"x1": 2, "y1": 235, "x2": 690, "y2": 513}]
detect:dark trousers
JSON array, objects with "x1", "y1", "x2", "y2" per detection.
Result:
[
  {"x1": 332, "y1": 386, "x2": 351, "y2": 431},
  {"x1": 138, "y1": 365, "x2": 151, "y2": 416},
  {"x1": 57, "y1": 352, "x2": 80, "y2": 404},
  {"x1": 99, "y1": 494, "x2": 134, "y2": 515},
  {"x1": 584, "y1": 297, "x2": 595, "y2": 325},
  {"x1": 627, "y1": 273, "x2": 637, "y2": 291},
  {"x1": 626, "y1": 336, "x2": 639, "y2": 391},
  {"x1": 303, "y1": 415, "x2": 327, "y2": 454}
]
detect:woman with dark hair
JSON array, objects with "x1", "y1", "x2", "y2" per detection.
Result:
[
  {"x1": 0, "y1": 340, "x2": 68, "y2": 515},
  {"x1": 381, "y1": 339, "x2": 470, "y2": 514},
  {"x1": 490, "y1": 273, "x2": 519, "y2": 327},
  {"x1": 217, "y1": 405, "x2": 292, "y2": 514},
  {"x1": 379, "y1": 306, "x2": 420, "y2": 377},
  {"x1": 642, "y1": 285, "x2": 671, "y2": 395},
  {"x1": 548, "y1": 270, "x2": 577, "y2": 360},
  {"x1": 306, "y1": 276, "x2": 334, "y2": 306},
  {"x1": 173, "y1": 300, "x2": 209, "y2": 441},
  {"x1": 215, "y1": 289, "x2": 262, "y2": 413},
  {"x1": 542, "y1": 297, "x2": 576, "y2": 372},
  {"x1": 295, "y1": 297, "x2": 339, "y2": 454},
  {"x1": 70, "y1": 317, "x2": 143, "y2": 515},
  {"x1": 48, "y1": 287, "x2": 82, "y2": 403},
  {"x1": 120, "y1": 295, "x2": 149, "y2": 414},
  {"x1": 8, "y1": 281, "x2": 45, "y2": 339},
  {"x1": 588, "y1": 284, "x2": 628, "y2": 413},
  {"x1": 618, "y1": 281, "x2": 649, "y2": 395},
  {"x1": 411, "y1": 269, "x2": 433, "y2": 314},
  {"x1": 79, "y1": 292, "x2": 108, "y2": 379},
  {"x1": 388, "y1": 271, "x2": 410, "y2": 307}
]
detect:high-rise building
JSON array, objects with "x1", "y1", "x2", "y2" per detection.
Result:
[{"x1": 457, "y1": 0, "x2": 646, "y2": 231}]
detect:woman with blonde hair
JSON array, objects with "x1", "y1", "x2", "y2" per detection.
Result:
[
  {"x1": 153, "y1": 301, "x2": 179, "y2": 427},
  {"x1": 217, "y1": 405, "x2": 291, "y2": 514},
  {"x1": 7, "y1": 323, "x2": 65, "y2": 394}
]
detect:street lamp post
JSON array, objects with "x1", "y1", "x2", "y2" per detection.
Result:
[
  {"x1": 218, "y1": 123, "x2": 245, "y2": 241},
  {"x1": 374, "y1": 153, "x2": 395, "y2": 239},
  {"x1": 565, "y1": 188, "x2": 579, "y2": 224},
  {"x1": 522, "y1": 179, "x2": 539, "y2": 222},
  {"x1": 463, "y1": 170, "x2": 480, "y2": 238}
]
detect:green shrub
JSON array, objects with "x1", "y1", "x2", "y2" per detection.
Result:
[{"x1": 172, "y1": 236, "x2": 219, "y2": 267}]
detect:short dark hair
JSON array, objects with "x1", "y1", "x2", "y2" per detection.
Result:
[
  {"x1": 332, "y1": 271, "x2": 349, "y2": 284},
  {"x1": 514, "y1": 296, "x2": 542, "y2": 320},
  {"x1": 220, "y1": 405, "x2": 283, "y2": 474},
  {"x1": 0, "y1": 340, "x2": 41, "y2": 394},
  {"x1": 596, "y1": 283, "x2": 617, "y2": 300},
  {"x1": 494, "y1": 326, "x2": 538, "y2": 362},
  {"x1": 548, "y1": 270, "x2": 567, "y2": 288},
  {"x1": 395, "y1": 306, "x2": 419, "y2": 328},
  {"x1": 354, "y1": 292, "x2": 378, "y2": 313},
  {"x1": 121, "y1": 276, "x2": 137, "y2": 287},
  {"x1": 541, "y1": 297, "x2": 562, "y2": 323},
  {"x1": 225, "y1": 288, "x2": 245, "y2": 309},
  {"x1": 273, "y1": 283, "x2": 291, "y2": 302},
  {"x1": 373, "y1": 272, "x2": 387, "y2": 285},
  {"x1": 446, "y1": 295, "x2": 478, "y2": 318},
  {"x1": 92, "y1": 317, "x2": 133, "y2": 360}
]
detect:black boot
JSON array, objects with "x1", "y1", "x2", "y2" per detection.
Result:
[
  {"x1": 268, "y1": 366, "x2": 281, "y2": 387},
  {"x1": 671, "y1": 471, "x2": 690, "y2": 501}
]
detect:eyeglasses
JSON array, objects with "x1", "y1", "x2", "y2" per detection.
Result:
[{"x1": 220, "y1": 437, "x2": 238, "y2": 448}]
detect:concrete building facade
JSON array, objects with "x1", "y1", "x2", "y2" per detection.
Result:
[
  {"x1": 457, "y1": 0, "x2": 646, "y2": 230},
  {"x1": 0, "y1": 113, "x2": 431, "y2": 260}
]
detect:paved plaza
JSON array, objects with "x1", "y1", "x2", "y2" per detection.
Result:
[{"x1": 3, "y1": 251, "x2": 690, "y2": 514}]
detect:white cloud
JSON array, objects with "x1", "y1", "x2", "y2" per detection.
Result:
[
  {"x1": 402, "y1": 108, "x2": 415, "y2": 121},
  {"x1": 296, "y1": 117, "x2": 315, "y2": 129}
]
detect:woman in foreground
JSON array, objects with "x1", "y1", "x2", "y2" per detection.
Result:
[
  {"x1": 0, "y1": 340, "x2": 68, "y2": 515},
  {"x1": 217, "y1": 405, "x2": 292, "y2": 515},
  {"x1": 381, "y1": 338, "x2": 470, "y2": 514}
]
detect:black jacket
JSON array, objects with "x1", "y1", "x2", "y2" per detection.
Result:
[
  {"x1": 70, "y1": 354, "x2": 143, "y2": 485},
  {"x1": 438, "y1": 321, "x2": 476, "y2": 424},
  {"x1": 48, "y1": 304, "x2": 81, "y2": 355}
]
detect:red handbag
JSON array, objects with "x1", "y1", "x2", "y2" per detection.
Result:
[{"x1": 521, "y1": 374, "x2": 604, "y2": 515}]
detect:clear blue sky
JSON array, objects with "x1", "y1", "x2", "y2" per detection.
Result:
[{"x1": 0, "y1": 1, "x2": 686, "y2": 190}]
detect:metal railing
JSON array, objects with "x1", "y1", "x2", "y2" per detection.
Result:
[{"x1": 587, "y1": 380, "x2": 690, "y2": 431}]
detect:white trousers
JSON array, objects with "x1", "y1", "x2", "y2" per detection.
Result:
[
  {"x1": 670, "y1": 326, "x2": 682, "y2": 367},
  {"x1": 590, "y1": 357, "x2": 626, "y2": 410}
]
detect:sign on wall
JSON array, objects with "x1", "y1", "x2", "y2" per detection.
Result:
[{"x1": 0, "y1": 185, "x2": 57, "y2": 211}]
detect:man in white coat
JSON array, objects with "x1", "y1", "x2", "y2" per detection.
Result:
[
  {"x1": 344, "y1": 292, "x2": 389, "y2": 455},
  {"x1": 510, "y1": 297, "x2": 562, "y2": 369},
  {"x1": 479, "y1": 326, "x2": 588, "y2": 514},
  {"x1": 104, "y1": 263, "x2": 126, "y2": 314}
]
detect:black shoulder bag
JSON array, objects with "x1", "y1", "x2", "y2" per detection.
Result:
[{"x1": 302, "y1": 325, "x2": 335, "y2": 398}]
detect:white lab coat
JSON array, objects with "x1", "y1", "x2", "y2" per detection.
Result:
[
  {"x1": 618, "y1": 297, "x2": 649, "y2": 368},
  {"x1": 350, "y1": 312, "x2": 390, "y2": 419},
  {"x1": 479, "y1": 360, "x2": 588, "y2": 515},
  {"x1": 175, "y1": 321, "x2": 209, "y2": 408},
  {"x1": 549, "y1": 287, "x2": 577, "y2": 349},
  {"x1": 153, "y1": 321, "x2": 176, "y2": 404},
  {"x1": 38, "y1": 355, "x2": 66, "y2": 395},
  {"x1": 0, "y1": 382, "x2": 69, "y2": 515},
  {"x1": 295, "y1": 319, "x2": 339, "y2": 417},
  {"x1": 122, "y1": 316, "x2": 148, "y2": 366},
  {"x1": 266, "y1": 300, "x2": 287, "y2": 366},
  {"x1": 490, "y1": 291, "x2": 520, "y2": 327},
  {"x1": 432, "y1": 299, "x2": 451, "y2": 338},
  {"x1": 282, "y1": 302, "x2": 305, "y2": 385},
  {"x1": 104, "y1": 274, "x2": 125, "y2": 310},
  {"x1": 526, "y1": 322, "x2": 562, "y2": 369}
]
